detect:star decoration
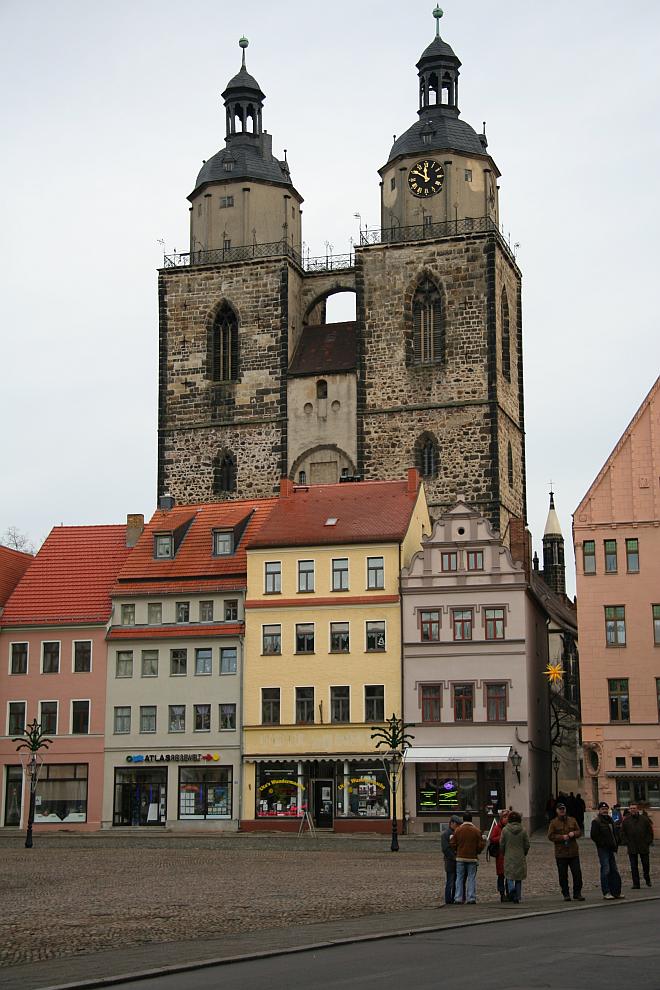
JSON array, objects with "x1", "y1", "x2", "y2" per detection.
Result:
[{"x1": 545, "y1": 662, "x2": 564, "y2": 685}]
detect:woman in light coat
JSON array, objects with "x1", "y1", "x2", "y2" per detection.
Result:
[{"x1": 500, "y1": 810, "x2": 530, "y2": 903}]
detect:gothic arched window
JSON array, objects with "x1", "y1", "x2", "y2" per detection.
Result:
[
  {"x1": 416, "y1": 434, "x2": 440, "y2": 480},
  {"x1": 507, "y1": 442, "x2": 514, "y2": 488},
  {"x1": 316, "y1": 379, "x2": 328, "y2": 399},
  {"x1": 213, "y1": 452, "x2": 237, "y2": 495},
  {"x1": 211, "y1": 303, "x2": 239, "y2": 383},
  {"x1": 501, "y1": 287, "x2": 511, "y2": 382},
  {"x1": 412, "y1": 277, "x2": 444, "y2": 365}
]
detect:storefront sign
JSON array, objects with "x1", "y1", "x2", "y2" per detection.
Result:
[
  {"x1": 258, "y1": 777, "x2": 304, "y2": 792},
  {"x1": 126, "y1": 753, "x2": 220, "y2": 763}
]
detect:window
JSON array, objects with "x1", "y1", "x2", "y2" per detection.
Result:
[
  {"x1": 169, "y1": 705, "x2": 186, "y2": 732},
  {"x1": 507, "y1": 443, "x2": 514, "y2": 488},
  {"x1": 654, "y1": 606, "x2": 660, "y2": 646},
  {"x1": 200, "y1": 601, "x2": 214, "y2": 622},
  {"x1": 366, "y1": 621, "x2": 386, "y2": 652},
  {"x1": 650, "y1": 757, "x2": 659, "y2": 768},
  {"x1": 332, "y1": 558, "x2": 349, "y2": 591},
  {"x1": 10, "y1": 643, "x2": 28, "y2": 675},
  {"x1": 412, "y1": 276, "x2": 443, "y2": 364},
  {"x1": 367, "y1": 556, "x2": 384, "y2": 590},
  {"x1": 220, "y1": 703, "x2": 236, "y2": 730},
  {"x1": 295, "y1": 687, "x2": 314, "y2": 724},
  {"x1": 298, "y1": 559, "x2": 315, "y2": 592},
  {"x1": 8, "y1": 702, "x2": 26, "y2": 736},
  {"x1": 213, "y1": 453, "x2": 237, "y2": 495},
  {"x1": 365, "y1": 685, "x2": 385, "y2": 722},
  {"x1": 330, "y1": 622, "x2": 350, "y2": 653},
  {"x1": 265, "y1": 562, "x2": 281, "y2": 594},
  {"x1": 454, "y1": 684, "x2": 474, "y2": 721},
  {"x1": 154, "y1": 534, "x2": 174, "y2": 559},
  {"x1": 140, "y1": 706, "x2": 156, "y2": 733},
  {"x1": 484, "y1": 607, "x2": 505, "y2": 640},
  {"x1": 421, "y1": 684, "x2": 442, "y2": 722},
  {"x1": 262, "y1": 688, "x2": 280, "y2": 725},
  {"x1": 170, "y1": 649, "x2": 187, "y2": 676},
  {"x1": 615, "y1": 756, "x2": 626, "y2": 768},
  {"x1": 176, "y1": 602, "x2": 190, "y2": 623},
  {"x1": 263, "y1": 624, "x2": 281, "y2": 655},
  {"x1": 605, "y1": 606, "x2": 626, "y2": 647},
  {"x1": 296, "y1": 624, "x2": 315, "y2": 653},
  {"x1": 331, "y1": 686, "x2": 350, "y2": 723},
  {"x1": 73, "y1": 641, "x2": 91, "y2": 673},
  {"x1": 316, "y1": 379, "x2": 328, "y2": 399},
  {"x1": 40, "y1": 701, "x2": 57, "y2": 734},
  {"x1": 464, "y1": 168, "x2": 472, "y2": 181},
  {"x1": 195, "y1": 648, "x2": 212, "y2": 676},
  {"x1": 213, "y1": 531, "x2": 233, "y2": 556},
  {"x1": 608, "y1": 678, "x2": 630, "y2": 722},
  {"x1": 116, "y1": 651, "x2": 134, "y2": 678},
  {"x1": 114, "y1": 706, "x2": 131, "y2": 734},
  {"x1": 219, "y1": 195, "x2": 234, "y2": 208},
  {"x1": 626, "y1": 538, "x2": 639, "y2": 573},
  {"x1": 583, "y1": 540, "x2": 596, "y2": 574},
  {"x1": 453, "y1": 609, "x2": 473, "y2": 641},
  {"x1": 223, "y1": 160, "x2": 234, "y2": 172},
  {"x1": 223, "y1": 238, "x2": 231, "y2": 252},
  {"x1": 141, "y1": 650, "x2": 158, "y2": 677},
  {"x1": 147, "y1": 602, "x2": 162, "y2": 625},
  {"x1": 467, "y1": 550, "x2": 484, "y2": 571},
  {"x1": 656, "y1": 678, "x2": 660, "y2": 720},
  {"x1": 486, "y1": 683, "x2": 507, "y2": 722},
  {"x1": 194, "y1": 704, "x2": 211, "y2": 732},
  {"x1": 418, "y1": 435, "x2": 439, "y2": 479},
  {"x1": 121, "y1": 604, "x2": 135, "y2": 626},
  {"x1": 211, "y1": 303, "x2": 238, "y2": 382},
  {"x1": 179, "y1": 766, "x2": 232, "y2": 820},
  {"x1": 34, "y1": 763, "x2": 88, "y2": 824},
  {"x1": 71, "y1": 701, "x2": 89, "y2": 734},
  {"x1": 632, "y1": 755, "x2": 643, "y2": 768},
  {"x1": 220, "y1": 648, "x2": 237, "y2": 674},
  {"x1": 224, "y1": 599, "x2": 239, "y2": 621},
  {"x1": 501, "y1": 287, "x2": 511, "y2": 381},
  {"x1": 616, "y1": 779, "x2": 660, "y2": 809},
  {"x1": 604, "y1": 539, "x2": 617, "y2": 573},
  {"x1": 441, "y1": 551, "x2": 457, "y2": 572},
  {"x1": 298, "y1": 470, "x2": 307, "y2": 484},
  {"x1": 423, "y1": 214, "x2": 433, "y2": 228},
  {"x1": 420, "y1": 611, "x2": 440, "y2": 641},
  {"x1": 390, "y1": 176, "x2": 396, "y2": 190},
  {"x1": 42, "y1": 642, "x2": 60, "y2": 673}
]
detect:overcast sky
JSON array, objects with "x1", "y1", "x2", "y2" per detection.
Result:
[{"x1": 2, "y1": 0, "x2": 659, "y2": 595}]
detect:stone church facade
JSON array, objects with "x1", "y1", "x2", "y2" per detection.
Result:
[{"x1": 158, "y1": 15, "x2": 526, "y2": 536}]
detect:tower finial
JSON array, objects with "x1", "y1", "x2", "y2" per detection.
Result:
[
  {"x1": 239, "y1": 36, "x2": 249, "y2": 68},
  {"x1": 433, "y1": 6, "x2": 443, "y2": 36}
]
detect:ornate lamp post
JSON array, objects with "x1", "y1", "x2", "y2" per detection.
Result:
[
  {"x1": 13, "y1": 719, "x2": 52, "y2": 849},
  {"x1": 552, "y1": 753, "x2": 561, "y2": 798},
  {"x1": 371, "y1": 713, "x2": 414, "y2": 852}
]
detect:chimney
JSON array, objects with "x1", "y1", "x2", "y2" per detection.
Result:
[
  {"x1": 407, "y1": 467, "x2": 420, "y2": 494},
  {"x1": 509, "y1": 516, "x2": 532, "y2": 580},
  {"x1": 159, "y1": 494, "x2": 175, "y2": 511},
  {"x1": 279, "y1": 477, "x2": 294, "y2": 498},
  {"x1": 125, "y1": 514, "x2": 144, "y2": 549}
]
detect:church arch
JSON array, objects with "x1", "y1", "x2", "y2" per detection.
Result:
[
  {"x1": 405, "y1": 273, "x2": 445, "y2": 366},
  {"x1": 415, "y1": 432, "x2": 440, "y2": 480},
  {"x1": 302, "y1": 284, "x2": 356, "y2": 325},
  {"x1": 208, "y1": 300, "x2": 239, "y2": 383},
  {"x1": 213, "y1": 450, "x2": 237, "y2": 495},
  {"x1": 501, "y1": 287, "x2": 511, "y2": 381}
]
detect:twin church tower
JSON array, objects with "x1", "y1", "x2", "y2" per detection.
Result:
[{"x1": 157, "y1": 10, "x2": 526, "y2": 537}]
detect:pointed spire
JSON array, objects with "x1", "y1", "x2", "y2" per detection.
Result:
[{"x1": 544, "y1": 489, "x2": 562, "y2": 537}]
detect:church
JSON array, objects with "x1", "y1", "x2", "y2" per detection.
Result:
[{"x1": 157, "y1": 9, "x2": 525, "y2": 538}]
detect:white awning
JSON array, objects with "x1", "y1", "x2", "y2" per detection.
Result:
[{"x1": 405, "y1": 746, "x2": 512, "y2": 764}]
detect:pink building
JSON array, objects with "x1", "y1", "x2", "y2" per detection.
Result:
[
  {"x1": 574, "y1": 376, "x2": 660, "y2": 826},
  {"x1": 0, "y1": 524, "x2": 130, "y2": 831}
]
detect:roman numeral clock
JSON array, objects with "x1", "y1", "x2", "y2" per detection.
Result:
[{"x1": 407, "y1": 159, "x2": 445, "y2": 197}]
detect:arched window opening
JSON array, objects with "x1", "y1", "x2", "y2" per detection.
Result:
[
  {"x1": 213, "y1": 452, "x2": 237, "y2": 495},
  {"x1": 412, "y1": 277, "x2": 444, "y2": 365},
  {"x1": 428, "y1": 72, "x2": 439, "y2": 106},
  {"x1": 316, "y1": 379, "x2": 328, "y2": 400},
  {"x1": 441, "y1": 72, "x2": 453, "y2": 106},
  {"x1": 234, "y1": 105, "x2": 244, "y2": 133},
  {"x1": 507, "y1": 442, "x2": 514, "y2": 488},
  {"x1": 246, "y1": 105, "x2": 255, "y2": 133},
  {"x1": 417, "y1": 434, "x2": 440, "y2": 480},
  {"x1": 501, "y1": 287, "x2": 511, "y2": 381},
  {"x1": 211, "y1": 304, "x2": 239, "y2": 382},
  {"x1": 298, "y1": 470, "x2": 307, "y2": 485}
]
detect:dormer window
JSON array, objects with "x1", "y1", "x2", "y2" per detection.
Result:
[
  {"x1": 213, "y1": 530, "x2": 234, "y2": 556},
  {"x1": 421, "y1": 132, "x2": 431, "y2": 145},
  {"x1": 154, "y1": 534, "x2": 174, "y2": 559},
  {"x1": 223, "y1": 160, "x2": 234, "y2": 172}
]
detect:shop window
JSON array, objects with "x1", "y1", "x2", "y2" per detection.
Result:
[
  {"x1": 220, "y1": 703, "x2": 236, "y2": 730},
  {"x1": 415, "y1": 763, "x2": 480, "y2": 815},
  {"x1": 220, "y1": 647, "x2": 237, "y2": 674},
  {"x1": 168, "y1": 705, "x2": 185, "y2": 732},
  {"x1": 582, "y1": 540, "x2": 596, "y2": 574},
  {"x1": 421, "y1": 684, "x2": 442, "y2": 722},
  {"x1": 141, "y1": 650, "x2": 159, "y2": 677},
  {"x1": 441, "y1": 551, "x2": 457, "y2": 572},
  {"x1": 486, "y1": 683, "x2": 507, "y2": 722},
  {"x1": 200, "y1": 601, "x2": 214, "y2": 622},
  {"x1": 366, "y1": 621, "x2": 386, "y2": 652},
  {"x1": 42, "y1": 641, "x2": 60, "y2": 673},
  {"x1": 330, "y1": 622, "x2": 349, "y2": 653},
  {"x1": 179, "y1": 766, "x2": 232, "y2": 819},
  {"x1": 224, "y1": 599, "x2": 239, "y2": 621},
  {"x1": 121, "y1": 604, "x2": 135, "y2": 626},
  {"x1": 176, "y1": 602, "x2": 190, "y2": 624},
  {"x1": 116, "y1": 651, "x2": 134, "y2": 678},
  {"x1": 153, "y1": 533, "x2": 174, "y2": 559},
  {"x1": 604, "y1": 539, "x2": 617, "y2": 573},
  {"x1": 265, "y1": 561, "x2": 281, "y2": 594},
  {"x1": 331, "y1": 686, "x2": 350, "y2": 723},
  {"x1": 298, "y1": 559, "x2": 315, "y2": 592},
  {"x1": 626, "y1": 538, "x2": 639, "y2": 573},
  {"x1": 195, "y1": 648, "x2": 212, "y2": 676},
  {"x1": 295, "y1": 687, "x2": 314, "y2": 724},
  {"x1": 140, "y1": 706, "x2": 156, "y2": 733},
  {"x1": 616, "y1": 778, "x2": 660, "y2": 809},
  {"x1": 213, "y1": 531, "x2": 234, "y2": 556},
  {"x1": 605, "y1": 606, "x2": 626, "y2": 647},
  {"x1": 420, "y1": 610, "x2": 440, "y2": 642},
  {"x1": 484, "y1": 607, "x2": 505, "y2": 640},
  {"x1": 40, "y1": 700, "x2": 58, "y2": 734},
  {"x1": 367, "y1": 556, "x2": 384, "y2": 590},
  {"x1": 114, "y1": 706, "x2": 131, "y2": 734},
  {"x1": 10, "y1": 642, "x2": 28, "y2": 675},
  {"x1": 72, "y1": 701, "x2": 89, "y2": 735},
  {"x1": 332, "y1": 558, "x2": 349, "y2": 591},
  {"x1": 4, "y1": 766, "x2": 23, "y2": 826},
  {"x1": 194, "y1": 704, "x2": 211, "y2": 732},
  {"x1": 466, "y1": 550, "x2": 484, "y2": 571},
  {"x1": 453, "y1": 684, "x2": 474, "y2": 721},
  {"x1": 365, "y1": 685, "x2": 385, "y2": 722},
  {"x1": 339, "y1": 764, "x2": 389, "y2": 819},
  {"x1": 35, "y1": 763, "x2": 88, "y2": 824},
  {"x1": 73, "y1": 641, "x2": 92, "y2": 673},
  {"x1": 8, "y1": 701, "x2": 26, "y2": 736},
  {"x1": 452, "y1": 609, "x2": 473, "y2": 641},
  {"x1": 263, "y1": 624, "x2": 281, "y2": 655},
  {"x1": 608, "y1": 678, "x2": 630, "y2": 722},
  {"x1": 170, "y1": 649, "x2": 187, "y2": 676},
  {"x1": 296, "y1": 623, "x2": 315, "y2": 653},
  {"x1": 262, "y1": 688, "x2": 280, "y2": 725},
  {"x1": 147, "y1": 602, "x2": 162, "y2": 624},
  {"x1": 256, "y1": 764, "x2": 304, "y2": 818}
]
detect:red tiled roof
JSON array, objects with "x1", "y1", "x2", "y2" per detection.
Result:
[
  {"x1": 288, "y1": 322, "x2": 357, "y2": 376},
  {"x1": 111, "y1": 578, "x2": 244, "y2": 597},
  {"x1": 247, "y1": 479, "x2": 420, "y2": 549},
  {"x1": 107, "y1": 623, "x2": 243, "y2": 641},
  {"x1": 1, "y1": 526, "x2": 129, "y2": 627},
  {"x1": 0, "y1": 545, "x2": 33, "y2": 607},
  {"x1": 115, "y1": 499, "x2": 277, "y2": 584}
]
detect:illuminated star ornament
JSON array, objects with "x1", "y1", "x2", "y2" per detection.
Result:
[{"x1": 545, "y1": 662, "x2": 564, "y2": 685}]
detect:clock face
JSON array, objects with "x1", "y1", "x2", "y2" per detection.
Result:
[{"x1": 408, "y1": 159, "x2": 444, "y2": 198}]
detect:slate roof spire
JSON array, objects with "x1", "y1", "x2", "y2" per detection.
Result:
[{"x1": 222, "y1": 37, "x2": 265, "y2": 141}]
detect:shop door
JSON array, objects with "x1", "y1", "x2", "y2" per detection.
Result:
[
  {"x1": 313, "y1": 779, "x2": 334, "y2": 829},
  {"x1": 4, "y1": 766, "x2": 23, "y2": 826},
  {"x1": 113, "y1": 769, "x2": 167, "y2": 826}
]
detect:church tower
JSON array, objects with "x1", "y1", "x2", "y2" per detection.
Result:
[{"x1": 541, "y1": 490, "x2": 566, "y2": 597}]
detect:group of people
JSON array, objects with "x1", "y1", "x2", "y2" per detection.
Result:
[
  {"x1": 545, "y1": 792, "x2": 586, "y2": 829},
  {"x1": 440, "y1": 801, "x2": 654, "y2": 905}
]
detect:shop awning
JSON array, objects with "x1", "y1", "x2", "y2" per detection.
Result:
[
  {"x1": 405, "y1": 746, "x2": 512, "y2": 764},
  {"x1": 606, "y1": 771, "x2": 660, "y2": 779},
  {"x1": 246, "y1": 755, "x2": 383, "y2": 764}
]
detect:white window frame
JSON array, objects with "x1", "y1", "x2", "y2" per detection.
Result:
[
  {"x1": 297, "y1": 559, "x2": 315, "y2": 593},
  {"x1": 329, "y1": 685, "x2": 351, "y2": 724},
  {"x1": 139, "y1": 705, "x2": 157, "y2": 734},
  {"x1": 194, "y1": 647, "x2": 213, "y2": 676},
  {"x1": 7, "y1": 699, "x2": 27, "y2": 736},
  {"x1": 9, "y1": 641, "x2": 29, "y2": 676},
  {"x1": 115, "y1": 650, "x2": 134, "y2": 678},
  {"x1": 331, "y1": 557, "x2": 350, "y2": 591},
  {"x1": 147, "y1": 602, "x2": 163, "y2": 625},
  {"x1": 113, "y1": 705, "x2": 132, "y2": 735},
  {"x1": 366, "y1": 555, "x2": 385, "y2": 590},
  {"x1": 220, "y1": 646, "x2": 238, "y2": 675},
  {"x1": 365, "y1": 619, "x2": 387, "y2": 652},
  {"x1": 120, "y1": 603, "x2": 136, "y2": 626},
  {"x1": 363, "y1": 684, "x2": 385, "y2": 722},
  {"x1": 219, "y1": 703, "x2": 237, "y2": 731},
  {"x1": 41, "y1": 640, "x2": 61, "y2": 674},
  {"x1": 39, "y1": 698, "x2": 59, "y2": 735},
  {"x1": 70, "y1": 699, "x2": 91, "y2": 735},
  {"x1": 193, "y1": 703, "x2": 212, "y2": 733},
  {"x1": 141, "y1": 649, "x2": 159, "y2": 678},
  {"x1": 72, "y1": 639, "x2": 93, "y2": 673},
  {"x1": 328, "y1": 620, "x2": 351, "y2": 653}
]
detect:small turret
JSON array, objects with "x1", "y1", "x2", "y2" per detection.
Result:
[{"x1": 542, "y1": 490, "x2": 566, "y2": 597}]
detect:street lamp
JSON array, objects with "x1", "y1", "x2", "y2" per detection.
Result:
[
  {"x1": 13, "y1": 719, "x2": 52, "y2": 849},
  {"x1": 552, "y1": 753, "x2": 561, "y2": 797},
  {"x1": 371, "y1": 713, "x2": 414, "y2": 852},
  {"x1": 510, "y1": 749, "x2": 522, "y2": 784}
]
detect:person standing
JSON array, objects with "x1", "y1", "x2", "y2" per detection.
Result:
[
  {"x1": 547, "y1": 801, "x2": 585, "y2": 902},
  {"x1": 500, "y1": 811, "x2": 530, "y2": 903},
  {"x1": 489, "y1": 809, "x2": 509, "y2": 901},
  {"x1": 574, "y1": 793, "x2": 586, "y2": 831},
  {"x1": 621, "y1": 803, "x2": 654, "y2": 888},
  {"x1": 450, "y1": 813, "x2": 485, "y2": 904},
  {"x1": 441, "y1": 815, "x2": 461, "y2": 904},
  {"x1": 590, "y1": 800, "x2": 624, "y2": 899}
]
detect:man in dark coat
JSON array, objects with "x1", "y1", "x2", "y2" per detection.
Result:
[
  {"x1": 574, "y1": 793, "x2": 586, "y2": 830},
  {"x1": 621, "y1": 804, "x2": 654, "y2": 888},
  {"x1": 590, "y1": 800, "x2": 624, "y2": 899},
  {"x1": 547, "y1": 801, "x2": 584, "y2": 901},
  {"x1": 440, "y1": 816, "x2": 461, "y2": 904}
]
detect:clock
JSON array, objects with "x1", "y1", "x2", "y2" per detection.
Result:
[{"x1": 408, "y1": 159, "x2": 444, "y2": 198}]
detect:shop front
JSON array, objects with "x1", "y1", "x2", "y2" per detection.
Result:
[{"x1": 1, "y1": 754, "x2": 102, "y2": 831}]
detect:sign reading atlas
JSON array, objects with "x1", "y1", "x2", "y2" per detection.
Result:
[{"x1": 126, "y1": 753, "x2": 220, "y2": 763}]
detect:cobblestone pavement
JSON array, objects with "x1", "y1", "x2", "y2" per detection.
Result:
[{"x1": 0, "y1": 831, "x2": 657, "y2": 971}]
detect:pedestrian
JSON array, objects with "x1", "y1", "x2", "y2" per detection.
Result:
[
  {"x1": 500, "y1": 811, "x2": 530, "y2": 904},
  {"x1": 547, "y1": 801, "x2": 585, "y2": 902},
  {"x1": 566, "y1": 792, "x2": 577, "y2": 819},
  {"x1": 574, "y1": 793, "x2": 586, "y2": 831},
  {"x1": 545, "y1": 795, "x2": 556, "y2": 824},
  {"x1": 489, "y1": 809, "x2": 510, "y2": 901},
  {"x1": 441, "y1": 815, "x2": 462, "y2": 904},
  {"x1": 590, "y1": 800, "x2": 624, "y2": 900},
  {"x1": 450, "y1": 813, "x2": 485, "y2": 904},
  {"x1": 621, "y1": 803, "x2": 654, "y2": 889}
]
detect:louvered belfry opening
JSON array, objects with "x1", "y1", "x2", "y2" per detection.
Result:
[
  {"x1": 212, "y1": 304, "x2": 239, "y2": 382},
  {"x1": 412, "y1": 277, "x2": 444, "y2": 364},
  {"x1": 501, "y1": 287, "x2": 511, "y2": 381},
  {"x1": 213, "y1": 451, "x2": 237, "y2": 494},
  {"x1": 417, "y1": 433, "x2": 440, "y2": 479}
]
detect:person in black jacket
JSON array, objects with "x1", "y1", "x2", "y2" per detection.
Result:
[
  {"x1": 621, "y1": 804, "x2": 654, "y2": 888},
  {"x1": 441, "y1": 816, "x2": 461, "y2": 905},
  {"x1": 590, "y1": 801, "x2": 624, "y2": 899}
]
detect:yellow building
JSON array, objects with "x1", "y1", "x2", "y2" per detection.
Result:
[{"x1": 241, "y1": 472, "x2": 429, "y2": 831}]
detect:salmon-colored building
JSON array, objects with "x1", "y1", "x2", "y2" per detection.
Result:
[
  {"x1": 574, "y1": 376, "x2": 660, "y2": 826},
  {"x1": 0, "y1": 525, "x2": 129, "y2": 831}
]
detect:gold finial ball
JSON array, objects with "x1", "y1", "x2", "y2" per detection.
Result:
[
  {"x1": 433, "y1": 5, "x2": 443, "y2": 19},
  {"x1": 239, "y1": 36, "x2": 249, "y2": 49}
]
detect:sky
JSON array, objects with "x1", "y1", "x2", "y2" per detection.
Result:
[{"x1": 2, "y1": 0, "x2": 660, "y2": 596}]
